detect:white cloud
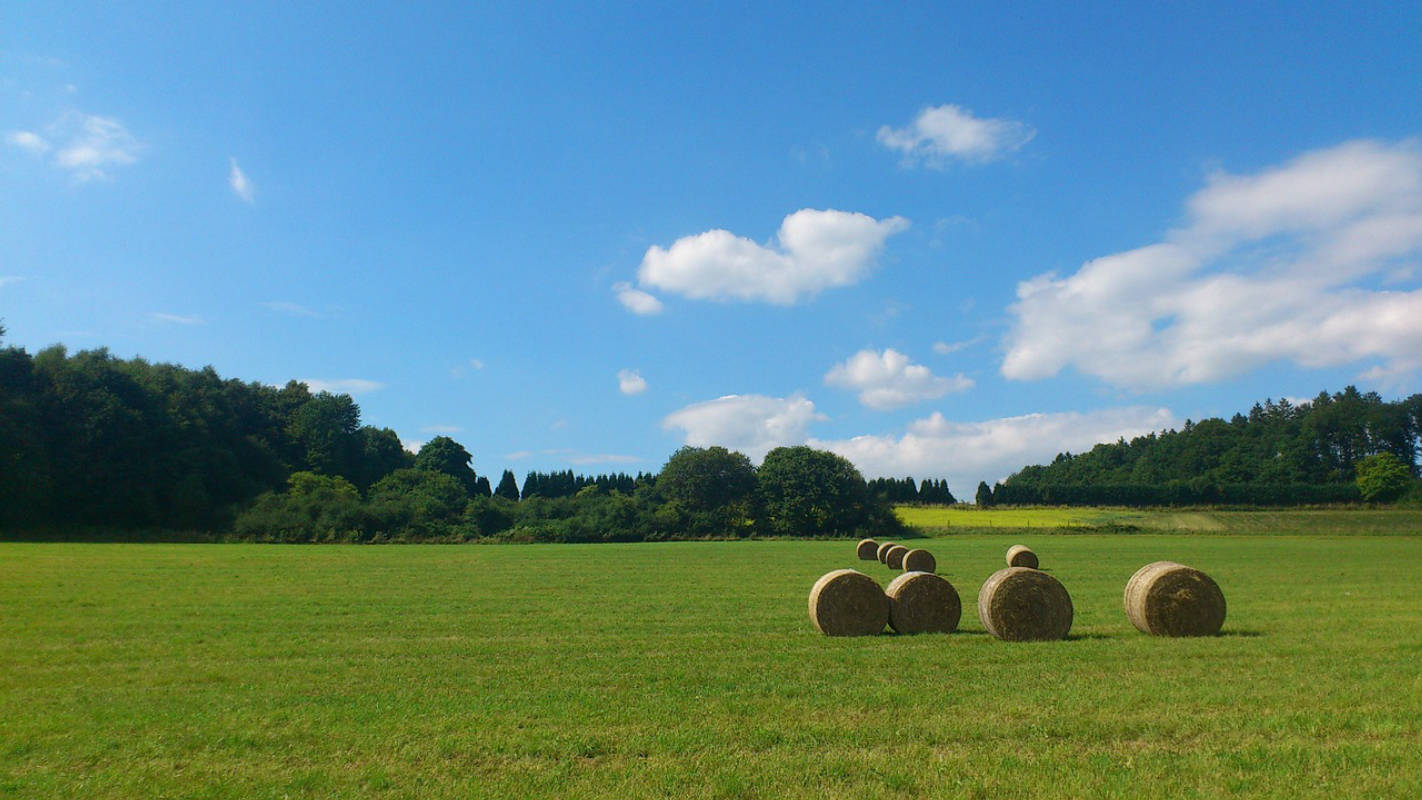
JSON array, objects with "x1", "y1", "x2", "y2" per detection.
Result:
[
  {"x1": 229, "y1": 157, "x2": 255, "y2": 203},
  {"x1": 5, "y1": 130, "x2": 50, "y2": 155},
  {"x1": 1003, "y1": 139, "x2": 1422, "y2": 390},
  {"x1": 505, "y1": 450, "x2": 533, "y2": 461},
  {"x1": 933, "y1": 337, "x2": 984, "y2": 355},
  {"x1": 661, "y1": 393, "x2": 826, "y2": 462},
  {"x1": 469, "y1": 358, "x2": 485, "y2": 370},
  {"x1": 811, "y1": 406, "x2": 1177, "y2": 492},
  {"x1": 47, "y1": 113, "x2": 140, "y2": 181},
  {"x1": 150, "y1": 312, "x2": 203, "y2": 325},
  {"x1": 421, "y1": 425, "x2": 464, "y2": 434},
  {"x1": 635, "y1": 209, "x2": 909, "y2": 305},
  {"x1": 261, "y1": 301, "x2": 321, "y2": 318},
  {"x1": 617, "y1": 368, "x2": 648, "y2": 395},
  {"x1": 0, "y1": 276, "x2": 25, "y2": 289},
  {"x1": 614, "y1": 281, "x2": 665, "y2": 315},
  {"x1": 302, "y1": 378, "x2": 385, "y2": 395},
  {"x1": 402, "y1": 439, "x2": 425, "y2": 454},
  {"x1": 877, "y1": 104, "x2": 1035, "y2": 166},
  {"x1": 824, "y1": 348, "x2": 973, "y2": 410}
]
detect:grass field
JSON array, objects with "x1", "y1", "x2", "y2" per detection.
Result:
[{"x1": 4, "y1": 534, "x2": 1422, "y2": 798}]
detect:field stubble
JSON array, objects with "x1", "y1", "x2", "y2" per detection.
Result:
[{"x1": 2, "y1": 531, "x2": 1421, "y2": 799}]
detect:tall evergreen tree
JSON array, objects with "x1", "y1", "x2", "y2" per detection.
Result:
[{"x1": 495, "y1": 469, "x2": 521, "y2": 501}]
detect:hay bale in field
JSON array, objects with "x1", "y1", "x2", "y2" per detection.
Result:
[
  {"x1": 901, "y1": 548, "x2": 936, "y2": 573},
  {"x1": 876, "y1": 541, "x2": 897, "y2": 563},
  {"x1": 977, "y1": 567, "x2": 1073, "y2": 641},
  {"x1": 886, "y1": 571, "x2": 961, "y2": 634},
  {"x1": 808, "y1": 569, "x2": 889, "y2": 636},
  {"x1": 1005, "y1": 544, "x2": 1039, "y2": 569},
  {"x1": 856, "y1": 538, "x2": 879, "y2": 560},
  {"x1": 1123, "y1": 561, "x2": 1226, "y2": 637},
  {"x1": 885, "y1": 544, "x2": 910, "y2": 570}
]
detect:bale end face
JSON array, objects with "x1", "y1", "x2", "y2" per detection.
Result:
[
  {"x1": 886, "y1": 571, "x2": 961, "y2": 634},
  {"x1": 884, "y1": 545, "x2": 910, "y2": 570},
  {"x1": 901, "y1": 548, "x2": 936, "y2": 573},
  {"x1": 1123, "y1": 561, "x2": 1226, "y2": 636},
  {"x1": 1005, "y1": 544, "x2": 1039, "y2": 569},
  {"x1": 856, "y1": 538, "x2": 879, "y2": 560},
  {"x1": 977, "y1": 567, "x2": 1073, "y2": 641},
  {"x1": 808, "y1": 569, "x2": 889, "y2": 636}
]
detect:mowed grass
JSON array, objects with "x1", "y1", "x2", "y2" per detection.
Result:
[
  {"x1": 3, "y1": 535, "x2": 1422, "y2": 799},
  {"x1": 897, "y1": 504, "x2": 1422, "y2": 535}
]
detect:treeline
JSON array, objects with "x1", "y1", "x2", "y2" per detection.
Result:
[
  {"x1": 0, "y1": 336, "x2": 903, "y2": 541},
  {"x1": 989, "y1": 387, "x2": 1422, "y2": 507},
  {"x1": 867, "y1": 477, "x2": 956, "y2": 504}
]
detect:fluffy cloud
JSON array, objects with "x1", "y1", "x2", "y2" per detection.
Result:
[
  {"x1": 617, "y1": 368, "x2": 648, "y2": 395},
  {"x1": 1003, "y1": 139, "x2": 1422, "y2": 390},
  {"x1": 5, "y1": 130, "x2": 50, "y2": 155},
  {"x1": 662, "y1": 390, "x2": 1174, "y2": 492},
  {"x1": 614, "y1": 282, "x2": 665, "y2": 315},
  {"x1": 661, "y1": 394, "x2": 825, "y2": 462},
  {"x1": 48, "y1": 113, "x2": 140, "y2": 180},
  {"x1": 877, "y1": 104, "x2": 1035, "y2": 166},
  {"x1": 635, "y1": 209, "x2": 909, "y2": 305},
  {"x1": 810, "y1": 406, "x2": 1177, "y2": 491},
  {"x1": 824, "y1": 348, "x2": 973, "y2": 410},
  {"x1": 302, "y1": 378, "x2": 385, "y2": 395},
  {"x1": 229, "y1": 157, "x2": 255, "y2": 203}
]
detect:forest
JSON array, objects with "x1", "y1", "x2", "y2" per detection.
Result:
[
  {"x1": 988, "y1": 388, "x2": 1422, "y2": 507},
  {"x1": 0, "y1": 337, "x2": 901, "y2": 541},
  {"x1": 2, "y1": 331, "x2": 1419, "y2": 542}
]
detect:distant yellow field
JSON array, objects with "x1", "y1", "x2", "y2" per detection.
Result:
[{"x1": 894, "y1": 505, "x2": 1422, "y2": 535}]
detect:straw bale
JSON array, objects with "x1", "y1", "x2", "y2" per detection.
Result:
[
  {"x1": 1005, "y1": 544, "x2": 1039, "y2": 569},
  {"x1": 876, "y1": 542, "x2": 896, "y2": 564},
  {"x1": 901, "y1": 548, "x2": 936, "y2": 573},
  {"x1": 976, "y1": 567, "x2": 1073, "y2": 641},
  {"x1": 885, "y1": 571, "x2": 960, "y2": 634},
  {"x1": 1123, "y1": 561, "x2": 1226, "y2": 636},
  {"x1": 885, "y1": 545, "x2": 909, "y2": 570},
  {"x1": 807, "y1": 569, "x2": 889, "y2": 636},
  {"x1": 856, "y1": 538, "x2": 879, "y2": 560}
]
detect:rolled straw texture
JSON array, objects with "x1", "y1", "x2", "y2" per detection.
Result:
[
  {"x1": 808, "y1": 569, "x2": 889, "y2": 636},
  {"x1": 1123, "y1": 561, "x2": 1226, "y2": 637},
  {"x1": 977, "y1": 567, "x2": 1073, "y2": 641},
  {"x1": 1005, "y1": 544, "x2": 1039, "y2": 569},
  {"x1": 886, "y1": 571, "x2": 961, "y2": 634}
]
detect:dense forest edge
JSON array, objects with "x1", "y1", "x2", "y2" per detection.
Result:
[{"x1": 1, "y1": 329, "x2": 1419, "y2": 543}]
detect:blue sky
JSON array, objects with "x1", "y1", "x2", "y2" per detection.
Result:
[{"x1": 4, "y1": 2, "x2": 1421, "y2": 495}]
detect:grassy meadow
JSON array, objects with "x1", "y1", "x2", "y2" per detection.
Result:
[{"x1": 4, "y1": 524, "x2": 1422, "y2": 798}]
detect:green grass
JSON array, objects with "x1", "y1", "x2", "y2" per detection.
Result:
[
  {"x1": 897, "y1": 504, "x2": 1422, "y2": 535},
  {"x1": 3, "y1": 535, "x2": 1421, "y2": 798}
]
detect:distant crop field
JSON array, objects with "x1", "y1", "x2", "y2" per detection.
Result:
[
  {"x1": 896, "y1": 505, "x2": 1422, "y2": 535},
  {"x1": 3, "y1": 535, "x2": 1421, "y2": 798}
]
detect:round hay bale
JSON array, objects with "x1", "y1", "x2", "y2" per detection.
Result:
[
  {"x1": 856, "y1": 538, "x2": 879, "y2": 560},
  {"x1": 886, "y1": 571, "x2": 961, "y2": 634},
  {"x1": 901, "y1": 548, "x2": 936, "y2": 573},
  {"x1": 1123, "y1": 561, "x2": 1226, "y2": 637},
  {"x1": 876, "y1": 542, "x2": 896, "y2": 564},
  {"x1": 885, "y1": 545, "x2": 910, "y2": 570},
  {"x1": 977, "y1": 567, "x2": 1073, "y2": 641},
  {"x1": 808, "y1": 569, "x2": 889, "y2": 636},
  {"x1": 1005, "y1": 544, "x2": 1039, "y2": 569}
]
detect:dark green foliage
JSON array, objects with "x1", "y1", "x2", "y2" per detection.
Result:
[
  {"x1": 354, "y1": 427, "x2": 412, "y2": 490},
  {"x1": 997, "y1": 387, "x2": 1420, "y2": 506},
  {"x1": 756, "y1": 446, "x2": 900, "y2": 538},
  {"x1": 657, "y1": 446, "x2": 757, "y2": 511},
  {"x1": 473, "y1": 475, "x2": 492, "y2": 498},
  {"x1": 413, "y1": 436, "x2": 477, "y2": 496},
  {"x1": 494, "y1": 470, "x2": 521, "y2": 501},
  {"x1": 233, "y1": 472, "x2": 370, "y2": 543},
  {"x1": 976, "y1": 481, "x2": 994, "y2": 507}
]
